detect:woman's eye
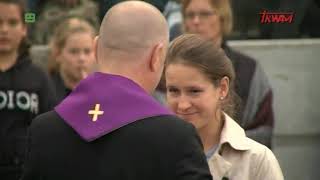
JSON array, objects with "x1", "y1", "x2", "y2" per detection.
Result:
[
  {"x1": 168, "y1": 88, "x2": 179, "y2": 93},
  {"x1": 84, "y1": 48, "x2": 92, "y2": 54},
  {"x1": 69, "y1": 49, "x2": 79, "y2": 54},
  {"x1": 189, "y1": 89, "x2": 202, "y2": 94},
  {"x1": 192, "y1": 90, "x2": 199, "y2": 93},
  {"x1": 8, "y1": 19, "x2": 19, "y2": 27}
]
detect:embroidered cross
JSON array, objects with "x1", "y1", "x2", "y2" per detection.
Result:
[{"x1": 88, "y1": 104, "x2": 104, "y2": 122}]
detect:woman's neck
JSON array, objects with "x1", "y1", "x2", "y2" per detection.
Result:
[
  {"x1": 213, "y1": 36, "x2": 223, "y2": 48},
  {"x1": 60, "y1": 70, "x2": 79, "y2": 90},
  {"x1": 0, "y1": 51, "x2": 18, "y2": 71},
  {"x1": 198, "y1": 110, "x2": 224, "y2": 153}
]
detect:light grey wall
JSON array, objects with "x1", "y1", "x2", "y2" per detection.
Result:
[{"x1": 229, "y1": 39, "x2": 320, "y2": 180}]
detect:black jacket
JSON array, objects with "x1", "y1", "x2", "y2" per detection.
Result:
[
  {"x1": 50, "y1": 72, "x2": 71, "y2": 104},
  {"x1": 0, "y1": 53, "x2": 56, "y2": 176},
  {"x1": 21, "y1": 111, "x2": 212, "y2": 180}
]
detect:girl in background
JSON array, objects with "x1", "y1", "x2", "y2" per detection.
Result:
[{"x1": 48, "y1": 17, "x2": 96, "y2": 103}]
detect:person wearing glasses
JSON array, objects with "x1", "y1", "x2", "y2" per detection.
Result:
[{"x1": 178, "y1": 0, "x2": 275, "y2": 149}]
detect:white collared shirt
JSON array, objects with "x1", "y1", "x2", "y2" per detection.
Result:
[{"x1": 207, "y1": 113, "x2": 284, "y2": 180}]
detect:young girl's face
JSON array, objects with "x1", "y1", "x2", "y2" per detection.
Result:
[
  {"x1": 166, "y1": 63, "x2": 222, "y2": 130},
  {"x1": 58, "y1": 32, "x2": 95, "y2": 82}
]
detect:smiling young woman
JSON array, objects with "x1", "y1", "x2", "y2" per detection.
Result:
[{"x1": 165, "y1": 34, "x2": 283, "y2": 180}]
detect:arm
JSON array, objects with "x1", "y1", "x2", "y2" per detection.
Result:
[
  {"x1": 245, "y1": 90, "x2": 274, "y2": 148},
  {"x1": 175, "y1": 124, "x2": 213, "y2": 180},
  {"x1": 243, "y1": 62, "x2": 274, "y2": 148}
]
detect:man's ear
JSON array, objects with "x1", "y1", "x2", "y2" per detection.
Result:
[
  {"x1": 93, "y1": 36, "x2": 99, "y2": 63},
  {"x1": 149, "y1": 43, "x2": 164, "y2": 72}
]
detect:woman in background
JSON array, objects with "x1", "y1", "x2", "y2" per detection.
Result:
[
  {"x1": 48, "y1": 17, "x2": 96, "y2": 103},
  {"x1": 165, "y1": 34, "x2": 283, "y2": 180}
]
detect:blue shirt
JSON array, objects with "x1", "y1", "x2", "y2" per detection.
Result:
[{"x1": 205, "y1": 144, "x2": 218, "y2": 160}]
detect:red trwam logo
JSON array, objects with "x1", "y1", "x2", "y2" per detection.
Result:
[{"x1": 259, "y1": 10, "x2": 294, "y2": 24}]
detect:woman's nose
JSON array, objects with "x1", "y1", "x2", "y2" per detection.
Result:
[{"x1": 177, "y1": 97, "x2": 192, "y2": 110}]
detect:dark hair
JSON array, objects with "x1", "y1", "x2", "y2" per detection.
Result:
[
  {"x1": 0, "y1": 0, "x2": 30, "y2": 55},
  {"x1": 165, "y1": 34, "x2": 240, "y2": 118},
  {"x1": 0, "y1": 0, "x2": 26, "y2": 21}
]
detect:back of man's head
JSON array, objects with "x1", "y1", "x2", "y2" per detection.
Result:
[{"x1": 94, "y1": 1, "x2": 169, "y2": 93}]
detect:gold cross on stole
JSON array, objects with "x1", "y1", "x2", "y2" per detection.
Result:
[{"x1": 88, "y1": 104, "x2": 104, "y2": 122}]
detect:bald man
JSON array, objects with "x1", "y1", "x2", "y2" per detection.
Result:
[{"x1": 20, "y1": 1, "x2": 212, "y2": 180}]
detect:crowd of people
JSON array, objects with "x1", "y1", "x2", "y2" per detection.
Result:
[{"x1": 0, "y1": 0, "x2": 288, "y2": 179}]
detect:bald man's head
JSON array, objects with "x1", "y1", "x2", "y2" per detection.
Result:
[{"x1": 97, "y1": 1, "x2": 169, "y2": 60}]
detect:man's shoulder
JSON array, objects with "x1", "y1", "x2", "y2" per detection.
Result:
[
  {"x1": 31, "y1": 113, "x2": 197, "y2": 141},
  {"x1": 113, "y1": 115, "x2": 202, "y2": 157},
  {"x1": 30, "y1": 110, "x2": 66, "y2": 133},
  {"x1": 132, "y1": 115, "x2": 195, "y2": 133},
  {"x1": 143, "y1": 115, "x2": 191, "y2": 126},
  {"x1": 121, "y1": 115, "x2": 199, "y2": 145},
  {"x1": 33, "y1": 110, "x2": 60, "y2": 122}
]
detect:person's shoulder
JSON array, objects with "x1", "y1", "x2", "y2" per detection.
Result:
[
  {"x1": 243, "y1": 138, "x2": 283, "y2": 179},
  {"x1": 30, "y1": 110, "x2": 64, "y2": 133},
  {"x1": 18, "y1": 56, "x2": 51, "y2": 84},
  {"x1": 142, "y1": 115, "x2": 195, "y2": 132},
  {"x1": 146, "y1": 115, "x2": 192, "y2": 126},
  {"x1": 128, "y1": 115, "x2": 198, "y2": 141},
  {"x1": 243, "y1": 137, "x2": 278, "y2": 163},
  {"x1": 223, "y1": 44, "x2": 257, "y2": 66},
  {"x1": 130, "y1": 115, "x2": 204, "y2": 158},
  {"x1": 27, "y1": 61, "x2": 49, "y2": 77},
  {"x1": 244, "y1": 137, "x2": 268, "y2": 152}
]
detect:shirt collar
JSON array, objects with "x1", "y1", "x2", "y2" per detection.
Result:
[{"x1": 219, "y1": 113, "x2": 251, "y2": 151}]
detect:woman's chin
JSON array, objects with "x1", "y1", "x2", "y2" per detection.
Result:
[{"x1": 179, "y1": 114, "x2": 197, "y2": 123}]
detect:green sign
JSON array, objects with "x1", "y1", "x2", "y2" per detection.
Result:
[{"x1": 25, "y1": 13, "x2": 36, "y2": 23}]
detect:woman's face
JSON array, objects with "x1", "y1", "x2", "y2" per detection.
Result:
[
  {"x1": 165, "y1": 63, "x2": 222, "y2": 130},
  {"x1": 58, "y1": 32, "x2": 95, "y2": 82},
  {"x1": 184, "y1": 0, "x2": 222, "y2": 43}
]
